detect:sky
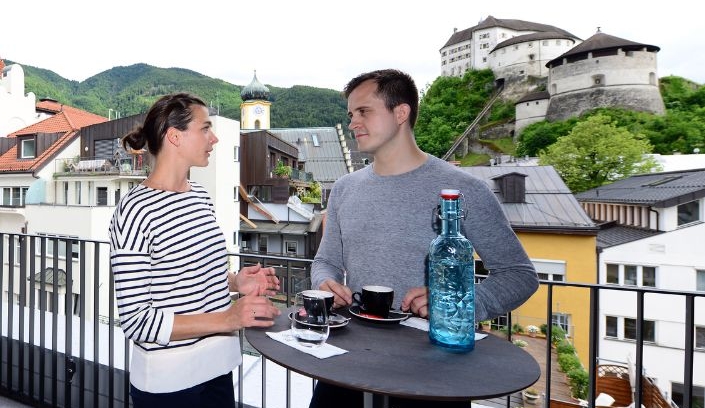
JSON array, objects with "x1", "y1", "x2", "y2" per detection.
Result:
[{"x1": 2, "y1": 0, "x2": 703, "y2": 93}]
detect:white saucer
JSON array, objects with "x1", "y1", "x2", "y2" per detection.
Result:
[{"x1": 288, "y1": 312, "x2": 350, "y2": 329}]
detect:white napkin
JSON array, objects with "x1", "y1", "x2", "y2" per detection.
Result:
[
  {"x1": 400, "y1": 317, "x2": 489, "y2": 340},
  {"x1": 266, "y1": 330, "x2": 348, "y2": 359}
]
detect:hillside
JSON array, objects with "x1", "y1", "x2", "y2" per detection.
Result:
[{"x1": 9, "y1": 60, "x2": 349, "y2": 128}]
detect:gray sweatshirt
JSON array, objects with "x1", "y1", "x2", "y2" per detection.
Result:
[{"x1": 311, "y1": 155, "x2": 538, "y2": 322}]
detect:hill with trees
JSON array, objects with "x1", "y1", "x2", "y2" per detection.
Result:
[{"x1": 10, "y1": 60, "x2": 349, "y2": 128}]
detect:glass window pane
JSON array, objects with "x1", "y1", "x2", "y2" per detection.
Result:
[
  {"x1": 537, "y1": 273, "x2": 549, "y2": 280},
  {"x1": 678, "y1": 200, "x2": 700, "y2": 226},
  {"x1": 624, "y1": 318, "x2": 637, "y2": 340},
  {"x1": 696, "y1": 327, "x2": 705, "y2": 349},
  {"x1": 642, "y1": 267, "x2": 656, "y2": 287},
  {"x1": 643, "y1": 320, "x2": 655, "y2": 342},
  {"x1": 697, "y1": 270, "x2": 705, "y2": 291},
  {"x1": 624, "y1": 265, "x2": 637, "y2": 285},
  {"x1": 606, "y1": 316, "x2": 618, "y2": 337},
  {"x1": 606, "y1": 264, "x2": 619, "y2": 284}
]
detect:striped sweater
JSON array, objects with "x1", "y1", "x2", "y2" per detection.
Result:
[{"x1": 109, "y1": 182, "x2": 240, "y2": 392}]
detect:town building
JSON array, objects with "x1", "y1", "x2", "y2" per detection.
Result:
[
  {"x1": 461, "y1": 165, "x2": 598, "y2": 366},
  {"x1": 576, "y1": 169, "x2": 705, "y2": 403}
]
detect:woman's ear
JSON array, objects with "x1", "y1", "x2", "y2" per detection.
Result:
[{"x1": 166, "y1": 130, "x2": 180, "y2": 146}]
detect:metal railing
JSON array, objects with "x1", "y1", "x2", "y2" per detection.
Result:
[{"x1": 0, "y1": 237, "x2": 700, "y2": 408}]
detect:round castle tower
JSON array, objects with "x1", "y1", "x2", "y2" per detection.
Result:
[{"x1": 545, "y1": 31, "x2": 665, "y2": 121}]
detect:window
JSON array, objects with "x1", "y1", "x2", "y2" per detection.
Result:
[
  {"x1": 311, "y1": 134, "x2": 320, "y2": 147},
  {"x1": 696, "y1": 326, "x2": 705, "y2": 349},
  {"x1": 97, "y1": 187, "x2": 108, "y2": 206},
  {"x1": 258, "y1": 236, "x2": 268, "y2": 253},
  {"x1": 606, "y1": 316, "x2": 655, "y2": 342},
  {"x1": 606, "y1": 316, "x2": 618, "y2": 337},
  {"x1": 63, "y1": 182, "x2": 69, "y2": 205},
  {"x1": 624, "y1": 318, "x2": 655, "y2": 342},
  {"x1": 233, "y1": 146, "x2": 240, "y2": 162},
  {"x1": 36, "y1": 233, "x2": 80, "y2": 260},
  {"x1": 698, "y1": 270, "x2": 705, "y2": 291},
  {"x1": 642, "y1": 267, "x2": 656, "y2": 287},
  {"x1": 114, "y1": 188, "x2": 121, "y2": 205},
  {"x1": 286, "y1": 241, "x2": 298, "y2": 255},
  {"x1": 552, "y1": 313, "x2": 570, "y2": 336},
  {"x1": 672, "y1": 382, "x2": 705, "y2": 408},
  {"x1": 75, "y1": 182, "x2": 82, "y2": 205},
  {"x1": 532, "y1": 259, "x2": 566, "y2": 282},
  {"x1": 678, "y1": 200, "x2": 700, "y2": 226},
  {"x1": 605, "y1": 264, "x2": 657, "y2": 287},
  {"x1": 624, "y1": 265, "x2": 637, "y2": 285},
  {"x1": 1, "y1": 187, "x2": 28, "y2": 206},
  {"x1": 21, "y1": 139, "x2": 36, "y2": 158}
]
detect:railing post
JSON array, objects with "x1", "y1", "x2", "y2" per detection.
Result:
[
  {"x1": 683, "y1": 294, "x2": 695, "y2": 408},
  {"x1": 634, "y1": 291, "x2": 644, "y2": 408},
  {"x1": 588, "y1": 286, "x2": 599, "y2": 408}
]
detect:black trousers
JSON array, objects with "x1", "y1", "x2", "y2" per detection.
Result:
[
  {"x1": 130, "y1": 372, "x2": 236, "y2": 408},
  {"x1": 309, "y1": 381, "x2": 471, "y2": 408}
]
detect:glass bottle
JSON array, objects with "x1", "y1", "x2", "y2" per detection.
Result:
[{"x1": 428, "y1": 189, "x2": 475, "y2": 352}]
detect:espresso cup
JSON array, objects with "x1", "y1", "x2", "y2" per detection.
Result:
[
  {"x1": 301, "y1": 290, "x2": 335, "y2": 315},
  {"x1": 352, "y1": 285, "x2": 394, "y2": 318}
]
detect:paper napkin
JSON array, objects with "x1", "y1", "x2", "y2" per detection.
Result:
[
  {"x1": 266, "y1": 330, "x2": 348, "y2": 359},
  {"x1": 400, "y1": 317, "x2": 489, "y2": 340}
]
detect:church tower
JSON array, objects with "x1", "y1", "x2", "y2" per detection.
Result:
[{"x1": 240, "y1": 71, "x2": 271, "y2": 130}]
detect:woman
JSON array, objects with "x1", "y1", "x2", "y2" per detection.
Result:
[{"x1": 109, "y1": 93, "x2": 280, "y2": 408}]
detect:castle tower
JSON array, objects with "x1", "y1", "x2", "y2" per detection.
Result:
[
  {"x1": 240, "y1": 71, "x2": 271, "y2": 130},
  {"x1": 545, "y1": 31, "x2": 665, "y2": 121}
]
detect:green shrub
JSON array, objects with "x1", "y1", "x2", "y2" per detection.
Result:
[
  {"x1": 567, "y1": 368, "x2": 589, "y2": 400},
  {"x1": 558, "y1": 353, "x2": 581, "y2": 373},
  {"x1": 550, "y1": 325, "x2": 566, "y2": 345},
  {"x1": 540, "y1": 324, "x2": 547, "y2": 335},
  {"x1": 512, "y1": 323, "x2": 524, "y2": 334},
  {"x1": 556, "y1": 340, "x2": 575, "y2": 355}
]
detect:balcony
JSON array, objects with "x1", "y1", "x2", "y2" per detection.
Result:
[
  {"x1": 53, "y1": 155, "x2": 150, "y2": 177},
  {"x1": 0, "y1": 235, "x2": 701, "y2": 408}
]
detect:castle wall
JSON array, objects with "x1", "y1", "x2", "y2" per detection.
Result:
[
  {"x1": 515, "y1": 98, "x2": 550, "y2": 135},
  {"x1": 491, "y1": 38, "x2": 577, "y2": 80},
  {"x1": 546, "y1": 49, "x2": 665, "y2": 121}
]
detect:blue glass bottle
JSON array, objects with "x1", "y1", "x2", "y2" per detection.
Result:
[{"x1": 428, "y1": 189, "x2": 475, "y2": 352}]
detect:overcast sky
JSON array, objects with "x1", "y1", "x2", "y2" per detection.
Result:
[{"x1": 3, "y1": 0, "x2": 703, "y2": 93}]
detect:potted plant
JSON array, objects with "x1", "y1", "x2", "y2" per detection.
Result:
[
  {"x1": 527, "y1": 325, "x2": 539, "y2": 337},
  {"x1": 522, "y1": 387, "x2": 540, "y2": 405},
  {"x1": 274, "y1": 160, "x2": 292, "y2": 178}
]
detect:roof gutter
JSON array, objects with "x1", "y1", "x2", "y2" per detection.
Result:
[{"x1": 649, "y1": 207, "x2": 659, "y2": 231}]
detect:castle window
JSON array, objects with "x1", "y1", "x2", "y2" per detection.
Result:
[
  {"x1": 528, "y1": 42, "x2": 534, "y2": 48},
  {"x1": 442, "y1": 51, "x2": 447, "y2": 57},
  {"x1": 556, "y1": 40, "x2": 561, "y2": 45},
  {"x1": 592, "y1": 74, "x2": 605, "y2": 86},
  {"x1": 542, "y1": 40, "x2": 549, "y2": 46},
  {"x1": 529, "y1": 54, "x2": 535, "y2": 61},
  {"x1": 626, "y1": 51, "x2": 634, "y2": 57},
  {"x1": 514, "y1": 45, "x2": 519, "y2": 50},
  {"x1": 482, "y1": 57, "x2": 487, "y2": 63}
]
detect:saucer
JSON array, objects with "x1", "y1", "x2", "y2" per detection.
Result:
[
  {"x1": 348, "y1": 306, "x2": 411, "y2": 324},
  {"x1": 288, "y1": 312, "x2": 350, "y2": 329}
]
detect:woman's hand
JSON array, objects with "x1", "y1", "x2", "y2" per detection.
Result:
[
  {"x1": 230, "y1": 263, "x2": 280, "y2": 296},
  {"x1": 224, "y1": 289, "x2": 281, "y2": 330}
]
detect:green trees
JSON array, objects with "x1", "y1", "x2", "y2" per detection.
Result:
[{"x1": 539, "y1": 114, "x2": 661, "y2": 192}]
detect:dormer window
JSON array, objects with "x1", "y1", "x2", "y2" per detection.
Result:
[{"x1": 21, "y1": 138, "x2": 36, "y2": 159}]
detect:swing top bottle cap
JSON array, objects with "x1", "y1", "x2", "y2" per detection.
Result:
[{"x1": 440, "y1": 189, "x2": 460, "y2": 199}]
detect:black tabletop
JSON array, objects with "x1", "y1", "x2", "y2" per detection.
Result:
[{"x1": 245, "y1": 308, "x2": 540, "y2": 401}]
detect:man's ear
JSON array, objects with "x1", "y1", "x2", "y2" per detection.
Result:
[{"x1": 394, "y1": 103, "x2": 411, "y2": 125}]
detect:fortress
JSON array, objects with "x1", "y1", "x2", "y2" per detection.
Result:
[{"x1": 440, "y1": 16, "x2": 665, "y2": 135}]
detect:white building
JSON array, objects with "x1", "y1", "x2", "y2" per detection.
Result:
[
  {"x1": 440, "y1": 16, "x2": 579, "y2": 78},
  {"x1": 576, "y1": 169, "x2": 705, "y2": 404}
]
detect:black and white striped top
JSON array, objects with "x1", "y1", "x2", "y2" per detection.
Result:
[{"x1": 109, "y1": 182, "x2": 231, "y2": 351}]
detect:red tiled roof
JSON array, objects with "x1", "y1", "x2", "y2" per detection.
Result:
[{"x1": 1, "y1": 105, "x2": 106, "y2": 173}]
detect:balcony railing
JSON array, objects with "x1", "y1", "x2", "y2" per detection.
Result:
[
  {"x1": 54, "y1": 155, "x2": 150, "y2": 177},
  {"x1": 0, "y1": 235, "x2": 701, "y2": 408}
]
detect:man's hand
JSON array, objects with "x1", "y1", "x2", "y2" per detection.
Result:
[
  {"x1": 319, "y1": 279, "x2": 353, "y2": 309},
  {"x1": 401, "y1": 287, "x2": 428, "y2": 318}
]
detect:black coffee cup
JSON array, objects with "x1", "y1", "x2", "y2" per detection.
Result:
[
  {"x1": 301, "y1": 290, "x2": 335, "y2": 316},
  {"x1": 352, "y1": 285, "x2": 394, "y2": 318}
]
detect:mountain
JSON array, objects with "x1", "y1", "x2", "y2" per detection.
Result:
[{"x1": 10, "y1": 60, "x2": 349, "y2": 128}]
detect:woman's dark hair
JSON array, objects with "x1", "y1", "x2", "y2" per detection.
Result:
[
  {"x1": 121, "y1": 93, "x2": 207, "y2": 155},
  {"x1": 343, "y1": 69, "x2": 419, "y2": 128}
]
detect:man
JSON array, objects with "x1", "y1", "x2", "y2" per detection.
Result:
[{"x1": 309, "y1": 69, "x2": 538, "y2": 408}]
